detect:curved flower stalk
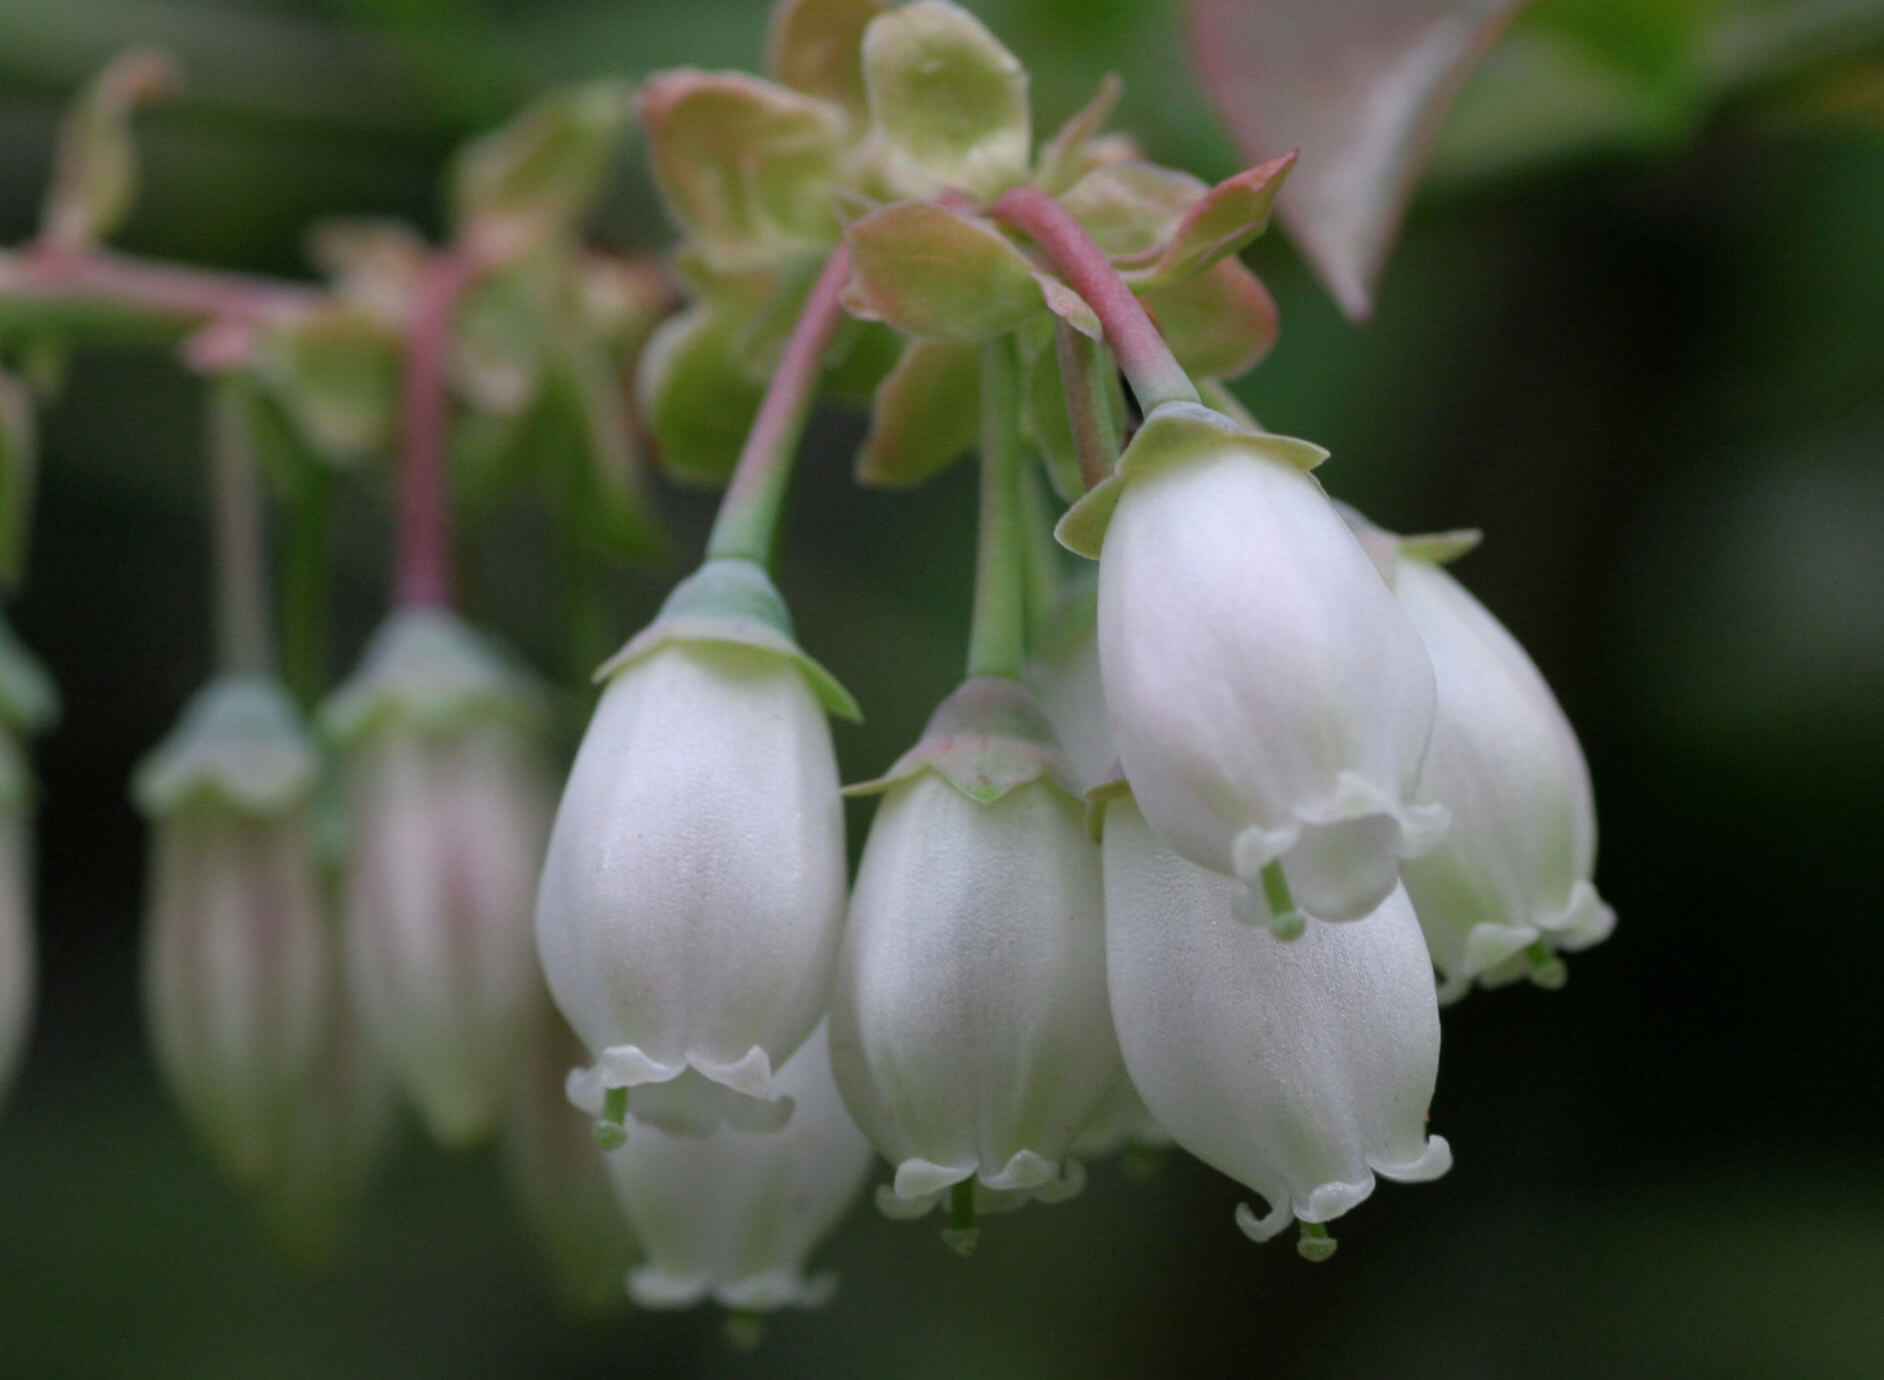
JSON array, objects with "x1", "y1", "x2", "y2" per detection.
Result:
[
  {"x1": 503, "y1": 1007, "x2": 639, "y2": 1318},
  {"x1": 1099, "y1": 785, "x2": 1451, "y2": 1255},
  {"x1": 135, "y1": 675, "x2": 330, "y2": 1185},
  {"x1": 605, "y1": 1020, "x2": 870, "y2": 1314},
  {"x1": 536, "y1": 557, "x2": 855, "y2": 1138},
  {"x1": 323, "y1": 606, "x2": 554, "y2": 1148},
  {"x1": 0, "y1": 615, "x2": 54, "y2": 1115},
  {"x1": 1350, "y1": 517, "x2": 1615, "y2": 999},
  {"x1": 1060, "y1": 403, "x2": 1447, "y2": 935},
  {"x1": 829, "y1": 678, "x2": 1118, "y2": 1237}
]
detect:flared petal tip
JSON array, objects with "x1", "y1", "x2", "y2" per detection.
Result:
[
  {"x1": 876, "y1": 1153, "x2": 1086, "y2": 1221},
  {"x1": 1231, "y1": 773, "x2": 1449, "y2": 927},
  {"x1": 1372, "y1": 1134, "x2": 1452, "y2": 1185},
  {"x1": 1441, "y1": 881, "x2": 1612, "y2": 1000},
  {"x1": 565, "y1": 1046, "x2": 792, "y2": 1136}
]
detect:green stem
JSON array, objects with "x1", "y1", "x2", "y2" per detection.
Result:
[
  {"x1": 1054, "y1": 321, "x2": 1122, "y2": 491},
  {"x1": 966, "y1": 336, "x2": 1027, "y2": 681},
  {"x1": 1018, "y1": 462, "x2": 1062, "y2": 659},
  {"x1": 206, "y1": 375, "x2": 272, "y2": 676},
  {"x1": 278, "y1": 453, "x2": 333, "y2": 710},
  {"x1": 704, "y1": 244, "x2": 852, "y2": 568}
]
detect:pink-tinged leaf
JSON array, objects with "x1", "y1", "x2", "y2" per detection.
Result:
[
  {"x1": 1189, "y1": 0, "x2": 1527, "y2": 319},
  {"x1": 1117, "y1": 154, "x2": 1294, "y2": 289},
  {"x1": 1140, "y1": 257, "x2": 1279, "y2": 382},
  {"x1": 766, "y1": 0, "x2": 891, "y2": 118},
  {"x1": 843, "y1": 202, "x2": 1053, "y2": 342},
  {"x1": 854, "y1": 337, "x2": 981, "y2": 488}
]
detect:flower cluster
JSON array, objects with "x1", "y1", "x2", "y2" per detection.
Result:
[{"x1": 0, "y1": 0, "x2": 1616, "y2": 1329}]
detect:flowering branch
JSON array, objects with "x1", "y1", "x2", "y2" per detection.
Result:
[
  {"x1": 990, "y1": 185, "x2": 1198, "y2": 414},
  {"x1": 705, "y1": 244, "x2": 854, "y2": 568},
  {"x1": 393, "y1": 251, "x2": 476, "y2": 609}
]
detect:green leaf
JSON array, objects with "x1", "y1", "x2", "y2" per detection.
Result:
[
  {"x1": 640, "y1": 70, "x2": 849, "y2": 273},
  {"x1": 1034, "y1": 73, "x2": 1125, "y2": 196},
  {"x1": 766, "y1": 0, "x2": 891, "y2": 118},
  {"x1": 250, "y1": 309, "x2": 401, "y2": 468},
  {"x1": 1190, "y1": 0, "x2": 1525, "y2": 319},
  {"x1": 855, "y1": 337, "x2": 981, "y2": 488},
  {"x1": 1116, "y1": 154, "x2": 1295, "y2": 289},
  {"x1": 0, "y1": 372, "x2": 38, "y2": 590},
  {"x1": 39, "y1": 49, "x2": 179, "y2": 251},
  {"x1": 843, "y1": 202, "x2": 1054, "y2": 342},
  {"x1": 862, "y1": 0, "x2": 1032, "y2": 202},
  {"x1": 1141, "y1": 257, "x2": 1279, "y2": 381},
  {"x1": 1059, "y1": 161, "x2": 1208, "y2": 258},
  {"x1": 451, "y1": 81, "x2": 637, "y2": 264},
  {"x1": 637, "y1": 299, "x2": 768, "y2": 488}
]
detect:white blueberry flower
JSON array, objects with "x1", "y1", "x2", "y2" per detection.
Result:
[
  {"x1": 829, "y1": 678, "x2": 1118, "y2": 1235},
  {"x1": 536, "y1": 558, "x2": 855, "y2": 1138},
  {"x1": 1099, "y1": 785, "x2": 1451, "y2": 1254},
  {"x1": 1027, "y1": 576, "x2": 1115, "y2": 792},
  {"x1": 1355, "y1": 519, "x2": 1615, "y2": 1000},
  {"x1": 1058, "y1": 403, "x2": 1446, "y2": 934},
  {"x1": 605, "y1": 1020, "x2": 870, "y2": 1313},
  {"x1": 323, "y1": 607, "x2": 554, "y2": 1148},
  {"x1": 135, "y1": 675, "x2": 330, "y2": 1184}
]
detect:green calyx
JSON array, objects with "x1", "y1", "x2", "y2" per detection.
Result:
[
  {"x1": 320, "y1": 606, "x2": 548, "y2": 748},
  {"x1": 846, "y1": 675, "x2": 1077, "y2": 803},
  {"x1": 0, "y1": 613, "x2": 57, "y2": 738},
  {"x1": 1055, "y1": 401, "x2": 1328, "y2": 559},
  {"x1": 595, "y1": 557, "x2": 861, "y2": 722},
  {"x1": 132, "y1": 674, "x2": 318, "y2": 818}
]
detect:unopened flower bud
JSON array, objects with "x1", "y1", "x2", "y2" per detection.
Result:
[
  {"x1": 606, "y1": 1021, "x2": 870, "y2": 1313},
  {"x1": 1366, "y1": 528, "x2": 1616, "y2": 999},
  {"x1": 830, "y1": 678, "x2": 1118, "y2": 1226},
  {"x1": 1027, "y1": 578, "x2": 1115, "y2": 792},
  {"x1": 323, "y1": 607, "x2": 554, "y2": 1148},
  {"x1": 135, "y1": 675, "x2": 329, "y2": 1185},
  {"x1": 1060, "y1": 404, "x2": 1446, "y2": 930},
  {"x1": 1100, "y1": 787, "x2": 1451, "y2": 1250},
  {"x1": 537, "y1": 558, "x2": 854, "y2": 1137}
]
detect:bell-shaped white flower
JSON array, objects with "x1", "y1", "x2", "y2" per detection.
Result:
[
  {"x1": 1354, "y1": 520, "x2": 1615, "y2": 1000},
  {"x1": 605, "y1": 1020, "x2": 870, "y2": 1313},
  {"x1": 135, "y1": 675, "x2": 331, "y2": 1184},
  {"x1": 0, "y1": 614, "x2": 57, "y2": 1115},
  {"x1": 1058, "y1": 404, "x2": 1446, "y2": 932},
  {"x1": 1099, "y1": 785, "x2": 1451, "y2": 1253},
  {"x1": 323, "y1": 606, "x2": 554, "y2": 1148},
  {"x1": 536, "y1": 558, "x2": 856, "y2": 1137},
  {"x1": 502, "y1": 1007, "x2": 638, "y2": 1318},
  {"x1": 1070, "y1": 1067, "x2": 1171, "y2": 1162},
  {"x1": 829, "y1": 678, "x2": 1118, "y2": 1232}
]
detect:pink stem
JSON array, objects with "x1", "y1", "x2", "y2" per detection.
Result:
[
  {"x1": 1054, "y1": 320, "x2": 1122, "y2": 492},
  {"x1": 705, "y1": 243, "x2": 854, "y2": 567},
  {"x1": 990, "y1": 185, "x2": 1197, "y2": 414},
  {"x1": 393, "y1": 251, "x2": 475, "y2": 608},
  {"x1": 4, "y1": 243, "x2": 320, "y2": 323}
]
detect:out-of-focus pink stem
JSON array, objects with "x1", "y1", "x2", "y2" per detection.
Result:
[
  {"x1": 393, "y1": 251, "x2": 475, "y2": 608},
  {"x1": 2, "y1": 243, "x2": 320, "y2": 323},
  {"x1": 990, "y1": 185, "x2": 1198, "y2": 414}
]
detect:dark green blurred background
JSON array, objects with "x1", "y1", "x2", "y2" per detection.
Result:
[{"x1": 3, "y1": 0, "x2": 1882, "y2": 1375}]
